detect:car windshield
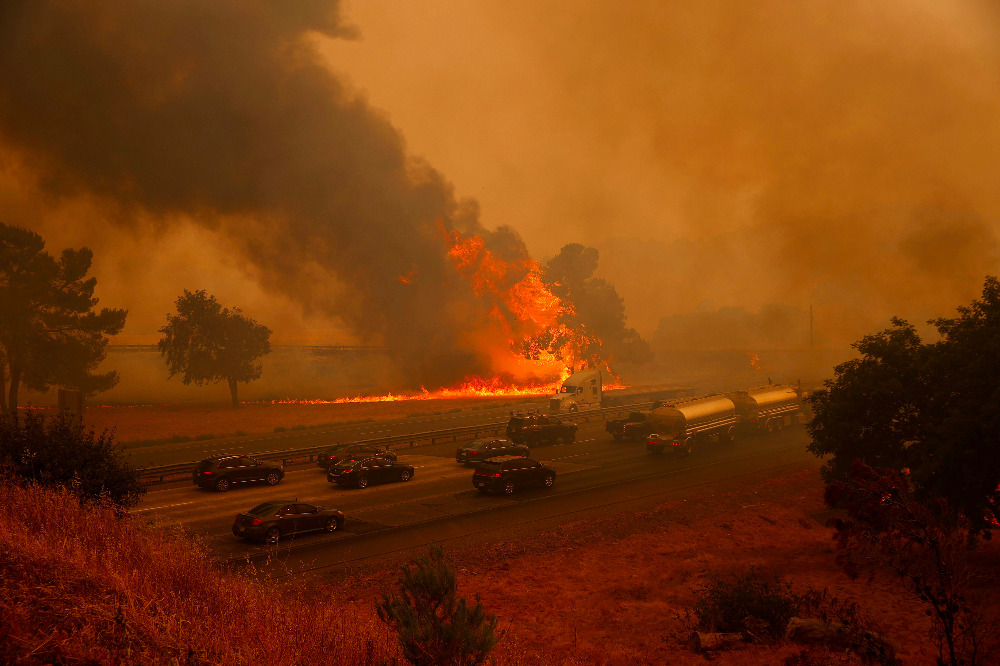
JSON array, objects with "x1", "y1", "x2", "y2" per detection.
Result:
[
  {"x1": 325, "y1": 445, "x2": 349, "y2": 454},
  {"x1": 196, "y1": 459, "x2": 216, "y2": 472},
  {"x1": 467, "y1": 439, "x2": 491, "y2": 450}
]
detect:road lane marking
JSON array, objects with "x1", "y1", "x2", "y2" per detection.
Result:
[{"x1": 136, "y1": 500, "x2": 199, "y2": 512}]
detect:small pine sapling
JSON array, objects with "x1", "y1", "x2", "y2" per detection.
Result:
[{"x1": 376, "y1": 544, "x2": 499, "y2": 666}]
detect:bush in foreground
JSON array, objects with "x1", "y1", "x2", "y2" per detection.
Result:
[
  {"x1": 694, "y1": 566, "x2": 801, "y2": 641},
  {"x1": 0, "y1": 411, "x2": 145, "y2": 508}
]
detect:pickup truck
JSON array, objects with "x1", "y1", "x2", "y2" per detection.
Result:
[
  {"x1": 605, "y1": 411, "x2": 654, "y2": 442},
  {"x1": 506, "y1": 412, "x2": 577, "y2": 445}
]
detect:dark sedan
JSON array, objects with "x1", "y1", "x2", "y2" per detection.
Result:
[
  {"x1": 193, "y1": 455, "x2": 284, "y2": 492},
  {"x1": 315, "y1": 443, "x2": 397, "y2": 470},
  {"x1": 472, "y1": 456, "x2": 556, "y2": 495},
  {"x1": 456, "y1": 437, "x2": 529, "y2": 464},
  {"x1": 328, "y1": 457, "x2": 414, "y2": 489},
  {"x1": 232, "y1": 500, "x2": 344, "y2": 544}
]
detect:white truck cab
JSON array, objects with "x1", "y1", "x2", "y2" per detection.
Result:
[{"x1": 548, "y1": 369, "x2": 602, "y2": 412}]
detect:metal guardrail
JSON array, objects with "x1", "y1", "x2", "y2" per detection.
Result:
[{"x1": 137, "y1": 402, "x2": 662, "y2": 485}]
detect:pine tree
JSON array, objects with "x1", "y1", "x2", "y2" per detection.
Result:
[{"x1": 376, "y1": 545, "x2": 499, "y2": 666}]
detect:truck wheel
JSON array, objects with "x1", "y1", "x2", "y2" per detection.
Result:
[
  {"x1": 611, "y1": 432, "x2": 622, "y2": 442},
  {"x1": 569, "y1": 404, "x2": 578, "y2": 413},
  {"x1": 682, "y1": 438, "x2": 694, "y2": 456}
]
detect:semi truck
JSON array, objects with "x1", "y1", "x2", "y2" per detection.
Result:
[
  {"x1": 728, "y1": 384, "x2": 801, "y2": 433},
  {"x1": 548, "y1": 369, "x2": 691, "y2": 413},
  {"x1": 548, "y1": 369, "x2": 603, "y2": 413},
  {"x1": 645, "y1": 394, "x2": 738, "y2": 455}
]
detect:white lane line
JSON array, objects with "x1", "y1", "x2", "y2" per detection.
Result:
[{"x1": 136, "y1": 500, "x2": 199, "y2": 512}]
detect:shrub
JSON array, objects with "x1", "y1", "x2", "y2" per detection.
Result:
[
  {"x1": 377, "y1": 544, "x2": 499, "y2": 665},
  {"x1": 796, "y1": 588, "x2": 899, "y2": 665},
  {"x1": 693, "y1": 566, "x2": 800, "y2": 641},
  {"x1": 0, "y1": 411, "x2": 145, "y2": 509}
]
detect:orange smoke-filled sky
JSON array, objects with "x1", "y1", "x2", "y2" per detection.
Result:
[{"x1": 4, "y1": 0, "x2": 1000, "y2": 351}]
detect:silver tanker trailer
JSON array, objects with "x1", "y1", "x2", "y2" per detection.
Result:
[{"x1": 645, "y1": 394, "x2": 738, "y2": 455}]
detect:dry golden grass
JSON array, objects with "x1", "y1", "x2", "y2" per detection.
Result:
[{"x1": 0, "y1": 477, "x2": 399, "y2": 665}]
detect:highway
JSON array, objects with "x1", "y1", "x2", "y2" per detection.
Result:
[
  {"x1": 124, "y1": 400, "x2": 548, "y2": 469},
  {"x1": 134, "y1": 417, "x2": 820, "y2": 578}
]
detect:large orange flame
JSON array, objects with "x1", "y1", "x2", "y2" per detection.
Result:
[{"x1": 323, "y1": 228, "x2": 611, "y2": 403}]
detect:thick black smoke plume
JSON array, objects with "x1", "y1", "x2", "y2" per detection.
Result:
[{"x1": 0, "y1": 1, "x2": 533, "y2": 387}]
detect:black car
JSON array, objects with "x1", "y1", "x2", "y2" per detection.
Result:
[
  {"x1": 232, "y1": 500, "x2": 344, "y2": 544},
  {"x1": 472, "y1": 456, "x2": 556, "y2": 495},
  {"x1": 193, "y1": 455, "x2": 284, "y2": 492},
  {"x1": 328, "y1": 457, "x2": 415, "y2": 489},
  {"x1": 456, "y1": 437, "x2": 529, "y2": 464},
  {"x1": 316, "y1": 443, "x2": 397, "y2": 470},
  {"x1": 505, "y1": 412, "x2": 577, "y2": 445}
]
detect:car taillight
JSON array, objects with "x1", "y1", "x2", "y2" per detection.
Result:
[
  {"x1": 251, "y1": 518, "x2": 262, "y2": 526},
  {"x1": 202, "y1": 470, "x2": 213, "y2": 475}
]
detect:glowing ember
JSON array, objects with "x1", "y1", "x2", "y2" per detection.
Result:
[{"x1": 747, "y1": 353, "x2": 761, "y2": 371}]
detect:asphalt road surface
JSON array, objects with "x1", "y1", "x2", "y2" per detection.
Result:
[{"x1": 135, "y1": 418, "x2": 820, "y2": 578}]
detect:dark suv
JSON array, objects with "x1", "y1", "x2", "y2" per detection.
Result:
[
  {"x1": 472, "y1": 456, "x2": 556, "y2": 495},
  {"x1": 193, "y1": 455, "x2": 284, "y2": 492},
  {"x1": 316, "y1": 443, "x2": 397, "y2": 470},
  {"x1": 505, "y1": 412, "x2": 577, "y2": 445},
  {"x1": 456, "y1": 437, "x2": 529, "y2": 464}
]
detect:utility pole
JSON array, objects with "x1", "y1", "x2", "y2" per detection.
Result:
[{"x1": 809, "y1": 304, "x2": 814, "y2": 349}]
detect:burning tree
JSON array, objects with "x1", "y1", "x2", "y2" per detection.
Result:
[
  {"x1": 158, "y1": 290, "x2": 271, "y2": 407},
  {"x1": 0, "y1": 224, "x2": 127, "y2": 415},
  {"x1": 541, "y1": 243, "x2": 652, "y2": 369}
]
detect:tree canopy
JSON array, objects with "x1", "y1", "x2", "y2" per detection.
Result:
[
  {"x1": 540, "y1": 243, "x2": 652, "y2": 369},
  {"x1": 0, "y1": 223, "x2": 127, "y2": 414},
  {"x1": 158, "y1": 290, "x2": 271, "y2": 407},
  {"x1": 808, "y1": 276, "x2": 1000, "y2": 534}
]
